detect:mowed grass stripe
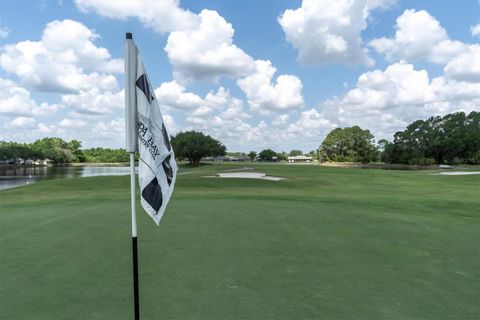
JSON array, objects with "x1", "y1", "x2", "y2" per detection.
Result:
[{"x1": 0, "y1": 164, "x2": 479, "y2": 319}]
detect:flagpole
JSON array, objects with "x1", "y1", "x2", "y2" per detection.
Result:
[{"x1": 125, "y1": 32, "x2": 140, "y2": 320}]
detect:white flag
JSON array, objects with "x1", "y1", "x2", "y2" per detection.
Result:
[{"x1": 135, "y1": 50, "x2": 177, "y2": 225}]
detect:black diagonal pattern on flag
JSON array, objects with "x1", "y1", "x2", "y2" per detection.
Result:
[
  {"x1": 161, "y1": 124, "x2": 172, "y2": 152},
  {"x1": 162, "y1": 155, "x2": 173, "y2": 185},
  {"x1": 136, "y1": 74, "x2": 155, "y2": 104},
  {"x1": 141, "y1": 177, "x2": 163, "y2": 213}
]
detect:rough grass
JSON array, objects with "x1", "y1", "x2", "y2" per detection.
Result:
[{"x1": 0, "y1": 164, "x2": 479, "y2": 319}]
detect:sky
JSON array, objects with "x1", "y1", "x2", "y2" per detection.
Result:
[{"x1": 0, "y1": 0, "x2": 479, "y2": 152}]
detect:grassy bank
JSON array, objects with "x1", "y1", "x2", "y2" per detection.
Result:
[{"x1": 0, "y1": 164, "x2": 479, "y2": 319}]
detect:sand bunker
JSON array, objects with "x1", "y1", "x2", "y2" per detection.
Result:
[
  {"x1": 438, "y1": 171, "x2": 480, "y2": 176},
  {"x1": 216, "y1": 172, "x2": 283, "y2": 181}
]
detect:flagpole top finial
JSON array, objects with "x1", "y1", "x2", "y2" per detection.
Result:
[{"x1": 126, "y1": 32, "x2": 133, "y2": 39}]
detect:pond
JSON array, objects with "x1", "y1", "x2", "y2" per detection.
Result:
[{"x1": 0, "y1": 166, "x2": 137, "y2": 190}]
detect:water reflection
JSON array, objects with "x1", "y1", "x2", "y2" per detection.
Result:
[{"x1": 0, "y1": 166, "x2": 137, "y2": 190}]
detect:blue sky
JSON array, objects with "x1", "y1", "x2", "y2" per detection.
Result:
[{"x1": 0, "y1": 0, "x2": 479, "y2": 152}]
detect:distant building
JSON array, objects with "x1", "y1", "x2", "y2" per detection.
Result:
[{"x1": 287, "y1": 155, "x2": 312, "y2": 163}]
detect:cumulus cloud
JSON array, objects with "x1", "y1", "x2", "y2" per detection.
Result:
[
  {"x1": 444, "y1": 45, "x2": 480, "y2": 82},
  {"x1": 0, "y1": 19, "x2": 121, "y2": 93},
  {"x1": 370, "y1": 10, "x2": 451, "y2": 62},
  {"x1": 75, "y1": 0, "x2": 198, "y2": 34},
  {"x1": 370, "y1": 9, "x2": 480, "y2": 82},
  {"x1": 370, "y1": 9, "x2": 475, "y2": 63},
  {"x1": 59, "y1": 118, "x2": 87, "y2": 128},
  {"x1": 237, "y1": 60, "x2": 304, "y2": 114},
  {"x1": 272, "y1": 114, "x2": 290, "y2": 126},
  {"x1": 155, "y1": 81, "x2": 204, "y2": 110},
  {"x1": 0, "y1": 78, "x2": 60, "y2": 117},
  {"x1": 288, "y1": 109, "x2": 335, "y2": 133},
  {"x1": 278, "y1": 0, "x2": 394, "y2": 65},
  {"x1": 90, "y1": 118, "x2": 125, "y2": 146},
  {"x1": 61, "y1": 88, "x2": 124, "y2": 115},
  {"x1": 321, "y1": 61, "x2": 480, "y2": 139},
  {"x1": 165, "y1": 10, "x2": 255, "y2": 82},
  {"x1": 5, "y1": 117, "x2": 36, "y2": 129},
  {"x1": 76, "y1": 1, "x2": 256, "y2": 82},
  {"x1": 155, "y1": 81, "x2": 234, "y2": 116}
]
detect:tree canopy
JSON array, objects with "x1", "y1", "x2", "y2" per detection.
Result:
[
  {"x1": 289, "y1": 149, "x2": 303, "y2": 156},
  {"x1": 171, "y1": 131, "x2": 226, "y2": 165},
  {"x1": 259, "y1": 149, "x2": 277, "y2": 161},
  {"x1": 319, "y1": 126, "x2": 377, "y2": 163},
  {"x1": 383, "y1": 111, "x2": 480, "y2": 165},
  {"x1": 0, "y1": 138, "x2": 84, "y2": 164}
]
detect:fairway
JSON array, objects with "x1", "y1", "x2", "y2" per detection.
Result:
[{"x1": 1, "y1": 164, "x2": 479, "y2": 319}]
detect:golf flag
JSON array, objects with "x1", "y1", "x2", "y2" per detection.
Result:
[{"x1": 134, "y1": 48, "x2": 178, "y2": 225}]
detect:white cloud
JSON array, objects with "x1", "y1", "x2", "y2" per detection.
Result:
[
  {"x1": 272, "y1": 114, "x2": 290, "y2": 126},
  {"x1": 154, "y1": 81, "x2": 249, "y2": 129},
  {"x1": 59, "y1": 118, "x2": 87, "y2": 128},
  {"x1": 370, "y1": 9, "x2": 480, "y2": 82},
  {"x1": 237, "y1": 60, "x2": 304, "y2": 114},
  {"x1": 278, "y1": 0, "x2": 394, "y2": 65},
  {"x1": 0, "y1": 78, "x2": 59, "y2": 117},
  {"x1": 321, "y1": 61, "x2": 480, "y2": 140},
  {"x1": 5, "y1": 117, "x2": 36, "y2": 128},
  {"x1": 165, "y1": 9, "x2": 255, "y2": 82},
  {"x1": 444, "y1": 45, "x2": 480, "y2": 82},
  {"x1": 289, "y1": 109, "x2": 335, "y2": 133},
  {"x1": 91, "y1": 118, "x2": 125, "y2": 144},
  {"x1": 37, "y1": 123, "x2": 55, "y2": 133},
  {"x1": 471, "y1": 23, "x2": 480, "y2": 38},
  {"x1": 75, "y1": 0, "x2": 198, "y2": 34},
  {"x1": 370, "y1": 9, "x2": 472, "y2": 64},
  {"x1": 0, "y1": 19, "x2": 121, "y2": 93},
  {"x1": 61, "y1": 88, "x2": 124, "y2": 115},
  {"x1": 370, "y1": 9, "x2": 450, "y2": 62},
  {"x1": 155, "y1": 81, "x2": 204, "y2": 110}
]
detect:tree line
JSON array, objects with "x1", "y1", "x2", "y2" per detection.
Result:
[
  {"x1": 381, "y1": 111, "x2": 479, "y2": 165},
  {"x1": 1, "y1": 111, "x2": 478, "y2": 166},
  {"x1": 0, "y1": 138, "x2": 130, "y2": 164},
  {"x1": 254, "y1": 111, "x2": 479, "y2": 165}
]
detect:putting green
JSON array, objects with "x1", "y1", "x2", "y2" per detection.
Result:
[{"x1": 1, "y1": 164, "x2": 479, "y2": 319}]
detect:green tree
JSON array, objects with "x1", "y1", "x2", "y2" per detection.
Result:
[
  {"x1": 319, "y1": 126, "x2": 376, "y2": 163},
  {"x1": 82, "y1": 147, "x2": 130, "y2": 162},
  {"x1": 384, "y1": 111, "x2": 480, "y2": 165},
  {"x1": 289, "y1": 149, "x2": 303, "y2": 156},
  {"x1": 307, "y1": 150, "x2": 318, "y2": 160},
  {"x1": 32, "y1": 137, "x2": 72, "y2": 163},
  {"x1": 277, "y1": 151, "x2": 288, "y2": 161},
  {"x1": 248, "y1": 151, "x2": 257, "y2": 161},
  {"x1": 171, "y1": 131, "x2": 226, "y2": 165},
  {"x1": 67, "y1": 139, "x2": 86, "y2": 162},
  {"x1": 259, "y1": 149, "x2": 277, "y2": 161}
]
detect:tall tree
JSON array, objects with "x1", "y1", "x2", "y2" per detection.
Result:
[
  {"x1": 248, "y1": 151, "x2": 257, "y2": 161},
  {"x1": 289, "y1": 149, "x2": 303, "y2": 156},
  {"x1": 382, "y1": 111, "x2": 480, "y2": 165},
  {"x1": 259, "y1": 149, "x2": 277, "y2": 161},
  {"x1": 319, "y1": 126, "x2": 377, "y2": 162},
  {"x1": 171, "y1": 131, "x2": 226, "y2": 165}
]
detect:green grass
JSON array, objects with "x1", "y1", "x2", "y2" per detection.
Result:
[{"x1": 1, "y1": 164, "x2": 479, "y2": 319}]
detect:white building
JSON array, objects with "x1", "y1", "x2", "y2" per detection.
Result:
[{"x1": 287, "y1": 155, "x2": 312, "y2": 163}]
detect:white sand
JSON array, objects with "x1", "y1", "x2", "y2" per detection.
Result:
[
  {"x1": 438, "y1": 171, "x2": 480, "y2": 176},
  {"x1": 216, "y1": 172, "x2": 283, "y2": 181}
]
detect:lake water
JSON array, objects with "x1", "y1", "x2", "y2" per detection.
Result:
[{"x1": 0, "y1": 166, "x2": 137, "y2": 190}]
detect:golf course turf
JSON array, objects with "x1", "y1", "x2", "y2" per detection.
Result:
[{"x1": 1, "y1": 163, "x2": 479, "y2": 319}]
